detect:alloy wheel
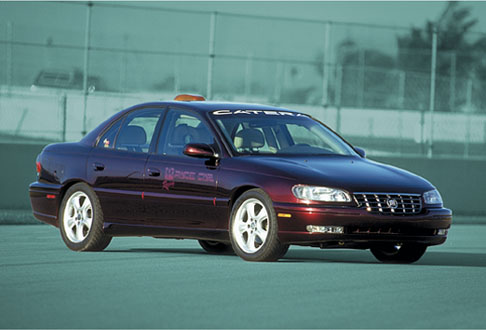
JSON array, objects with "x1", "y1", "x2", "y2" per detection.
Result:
[
  {"x1": 232, "y1": 198, "x2": 269, "y2": 253},
  {"x1": 63, "y1": 191, "x2": 93, "y2": 243}
]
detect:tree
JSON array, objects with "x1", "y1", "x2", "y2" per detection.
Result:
[
  {"x1": 397, "y1": 1, "x2": 486, "y2": 111},
  {"x1": 315, "y1": 39, "x2": 396, "y2": 108}
]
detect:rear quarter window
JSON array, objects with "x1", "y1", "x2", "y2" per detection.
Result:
[{"x1": 98, "y1": 119, "x2": 122, "y2": 149}]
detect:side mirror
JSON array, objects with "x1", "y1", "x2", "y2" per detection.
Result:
[
  {"x1": 183, "y1": 143, "x2": 218, "y2": 159},
  {"x1": 355, "y1": 147, "x2": 366, "y2": 158}
]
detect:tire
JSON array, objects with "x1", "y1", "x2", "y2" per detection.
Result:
[
  {"x1": 277, "y1": 244, "x2": 290, "y2": 259},
  {"x1": 370, "y1": 243, "x2": 427, "y2": 264},
  {"x1": 198, "y1": 240, "x2": 233, "y2": 254},
  {"x1": 229, "y1": 189, "x2": 287, "y2": 262},
  {"x1": 59, "y1": 182, "x2": 112, "y2": 251}
]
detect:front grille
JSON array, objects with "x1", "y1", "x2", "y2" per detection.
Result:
[{"x1": 354, "y1": 193, "x2": 422, "y2": 216}]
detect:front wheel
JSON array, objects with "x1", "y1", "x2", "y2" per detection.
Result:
[
  {"x1": 229, "y1": 189, "x2": 287, "y2": 262},
  {"x1": 370, "y1": 243, "x2": 427, "y2": 264},
  {"x1": 59, "y1": 183, "x2": 112, "y2": 251}
]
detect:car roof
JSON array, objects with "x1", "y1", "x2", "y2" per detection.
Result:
[{"x1": 127, "y1": 101, "x2": 301, "y2": 114}]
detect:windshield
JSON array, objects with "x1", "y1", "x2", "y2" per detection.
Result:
[{"x1": 210, "y1": 110, "x2": 357, "y2": 156}]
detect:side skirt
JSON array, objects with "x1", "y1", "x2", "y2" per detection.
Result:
[{"x1": 103, "y1": 223, "x2": 230, "y2": 243}]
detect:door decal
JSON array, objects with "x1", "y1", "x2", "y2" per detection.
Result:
[{"x1": 164, "y1": 167, "x2": 214, "y2": 183}]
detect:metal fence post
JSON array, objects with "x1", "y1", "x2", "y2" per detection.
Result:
[
  {"x1": 398, "y1": 70, "x2": 405, "y2": 109},
  {"x1": 206, "y1": 11, "x2": 217, "y2": 100},
  {"x1": 449, "y1": 52, "x2": 456, "y2": 111},
  {"x1": 321, "y1": 21, "x2": 332, "y2": 108},
  {"x1": 420, "y1": 108, "x2": 426, "y2": 155},
  {"x1": 119, "y1": 33, "x2": 128, "y2": 94},
  {"x1": 174, "y1": 56, "x2": 180, "y2": 94},
  {"x1": 464, "y1": 77, "x2": 473, "y2": 158},
  {"x1": 82, "y1": 2, "x2": 93, "y2": 136},
  {"x1": 244, "y1": 53, "x2": 253, "y2": 101},
  {"x1": 357, "y1": 49, "x2": 365, "y2": 108},
  {"x1": 427, "y1": 25, "x2": 437, "y2": 158},
  {"x1": 398, "y1": 109, "x2": 403, "y2": 156},
  {"x1": 6, "y1": 21, "x2": 13, "y2": 92},
  {"x1": 15, "y1": 109, "x2": 28, "y2": 136},
  {"x1": 273, "y1": 62, "x2": 283, "y2": 105},
  {"x1": 61, "y1": 93, "x2": 67, "y2": 142},
  {"x1": 336, "y1": 64, "x2": 343, "y2": 132}
]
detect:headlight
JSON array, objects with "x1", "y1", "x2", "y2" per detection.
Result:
[
  {"x1": 292, "y1": 185, "x2": 351, "y2": 202},
  {"x1": 423, "y1": 189, "x2": 443, "y2": 205}
]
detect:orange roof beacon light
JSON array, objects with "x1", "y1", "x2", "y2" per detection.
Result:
[{"x1": 174, "y1": 94, "x2": 206, "y2": 101}]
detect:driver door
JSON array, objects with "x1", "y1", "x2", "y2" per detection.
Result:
[{"x1": 143, "y1": 108, "x2": 225, "y2": 230}]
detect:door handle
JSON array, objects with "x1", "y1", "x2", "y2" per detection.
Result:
[
  {"x1": 147, "y1": 168, "x2": 160, "y2": 177},
  {"x1": 93, "y1": 162, "x2": 105, "y2": 171}
]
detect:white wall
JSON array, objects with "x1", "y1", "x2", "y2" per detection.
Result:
[{"x1": 1, "y1": 86, "x2": 484, "y2": 146}]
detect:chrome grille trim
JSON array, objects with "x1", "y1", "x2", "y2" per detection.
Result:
[{"x1": 354, "y1": 192, "x2": 423, "y2": 216}]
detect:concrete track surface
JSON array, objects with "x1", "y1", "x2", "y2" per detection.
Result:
[{"x1": 1, "y1": 224, "x2": 485, "y2": 329}]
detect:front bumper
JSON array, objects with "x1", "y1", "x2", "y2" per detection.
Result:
[{"x1": 274, "y1": 203, "x2": 452, "y2": 247}]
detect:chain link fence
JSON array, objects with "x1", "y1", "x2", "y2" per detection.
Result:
[{"x1": 1, "y1": 2, "x2": 485, "y2": 159}]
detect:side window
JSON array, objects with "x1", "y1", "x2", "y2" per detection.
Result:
[
  {"x1": 157, "y1": 109, "x2": 216, "y2": 156},
  {"x1": 233, "y1": 124, "x2": 277, "y2": 153},
  {"x1": 98, "y1": 119, "x2": 122, "y2": 149},
  {"x1": 114, "y1": 109, "x2": 163, "y2": 153}
]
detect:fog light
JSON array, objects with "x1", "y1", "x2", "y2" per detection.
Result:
[
  {"x1": 306, "y1": 225, "x2": 344, "y2": 234},
  {"x1": 437, "y1": 229, "x2": 448, "y2": 235}
]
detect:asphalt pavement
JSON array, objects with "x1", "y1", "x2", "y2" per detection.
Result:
[{"x1": 1, "y1": 222, "x2": 485, "y2": 329}]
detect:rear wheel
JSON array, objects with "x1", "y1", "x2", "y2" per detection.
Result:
[
  {"x1": 59, "y1": 183, "x2": 112, "y2": 251},
  {"x1": 198, "y1": 240, "x2": 233, "y2": 254},
  {"x1": 229, "y1": 189, "x2": 287, "y2": 262},
  {"x1": 370, "y1": 243, "x2": 427, "y2": 264}
]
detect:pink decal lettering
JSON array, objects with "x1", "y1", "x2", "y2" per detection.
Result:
[
  {"x1": 197, "y1": 172, "x2": 214, "y2": 182},
  {"x1": 165, "y1": 167, "x2": 175, "y2": 180},
  {"x1": 162, "y1": 180, "x2": 175, "y2": 191}
]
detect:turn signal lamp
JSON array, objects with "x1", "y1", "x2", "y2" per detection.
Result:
[
  {"x1": 36, "y1": 161, "x2": 41, "y2": 174},
  {"x1": 174, "y1": 94, "x2": 206, "y2": 101},
  {"x1": 437, "y1": 229, "x2": 448, "y2": 235}
]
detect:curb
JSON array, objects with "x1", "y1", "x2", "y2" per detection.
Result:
[{"x1": 0, "y1": 210, "x2": 43, "y2": 225}]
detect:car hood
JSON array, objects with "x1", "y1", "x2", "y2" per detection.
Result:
[{"x1": 236, "y1": 155, "x2": 434, "y2": 194}]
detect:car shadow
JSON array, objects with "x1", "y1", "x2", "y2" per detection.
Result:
[
  {"x1": 105, "y1": 248, "x2": 486, "y2": 267},
  {"x1": 284, "y1": 249, "x2": 486, "y2": 268},
  {"x1": 106, "y1": 248, "x2": 236, "y2": 256}
]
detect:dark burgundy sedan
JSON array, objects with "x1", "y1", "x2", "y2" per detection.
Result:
[{"x1": 29, "y1": 94, "x2": 452, "y2": 263}]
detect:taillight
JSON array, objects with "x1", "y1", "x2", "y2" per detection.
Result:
[{"x1": 36, "y1": 161, "x2": 41, "y2": 174}]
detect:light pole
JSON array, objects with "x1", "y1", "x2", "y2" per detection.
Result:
[
  {"x1": 82, "y1": 2, "x2": 93, "y2": 136},
  {"x1": 427, "y1": 24, "x2": 437, "y2": 158},
  {"x1": 206, "y1": 12, "x2": 217, "y2": 100},
  {"x1": 321, "y1": 21, "x2": 332, "y2": 108},
  {"x1": 427, "y1": 2, "x2": 455, "y2": 158}
]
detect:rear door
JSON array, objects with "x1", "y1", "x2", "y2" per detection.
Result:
[
  {"x1": 143, "y1": 108, "x2": 225, "y2": 229},
  {"x1": 87, "y1": 107, "x2": 165, "y2": 225}
]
